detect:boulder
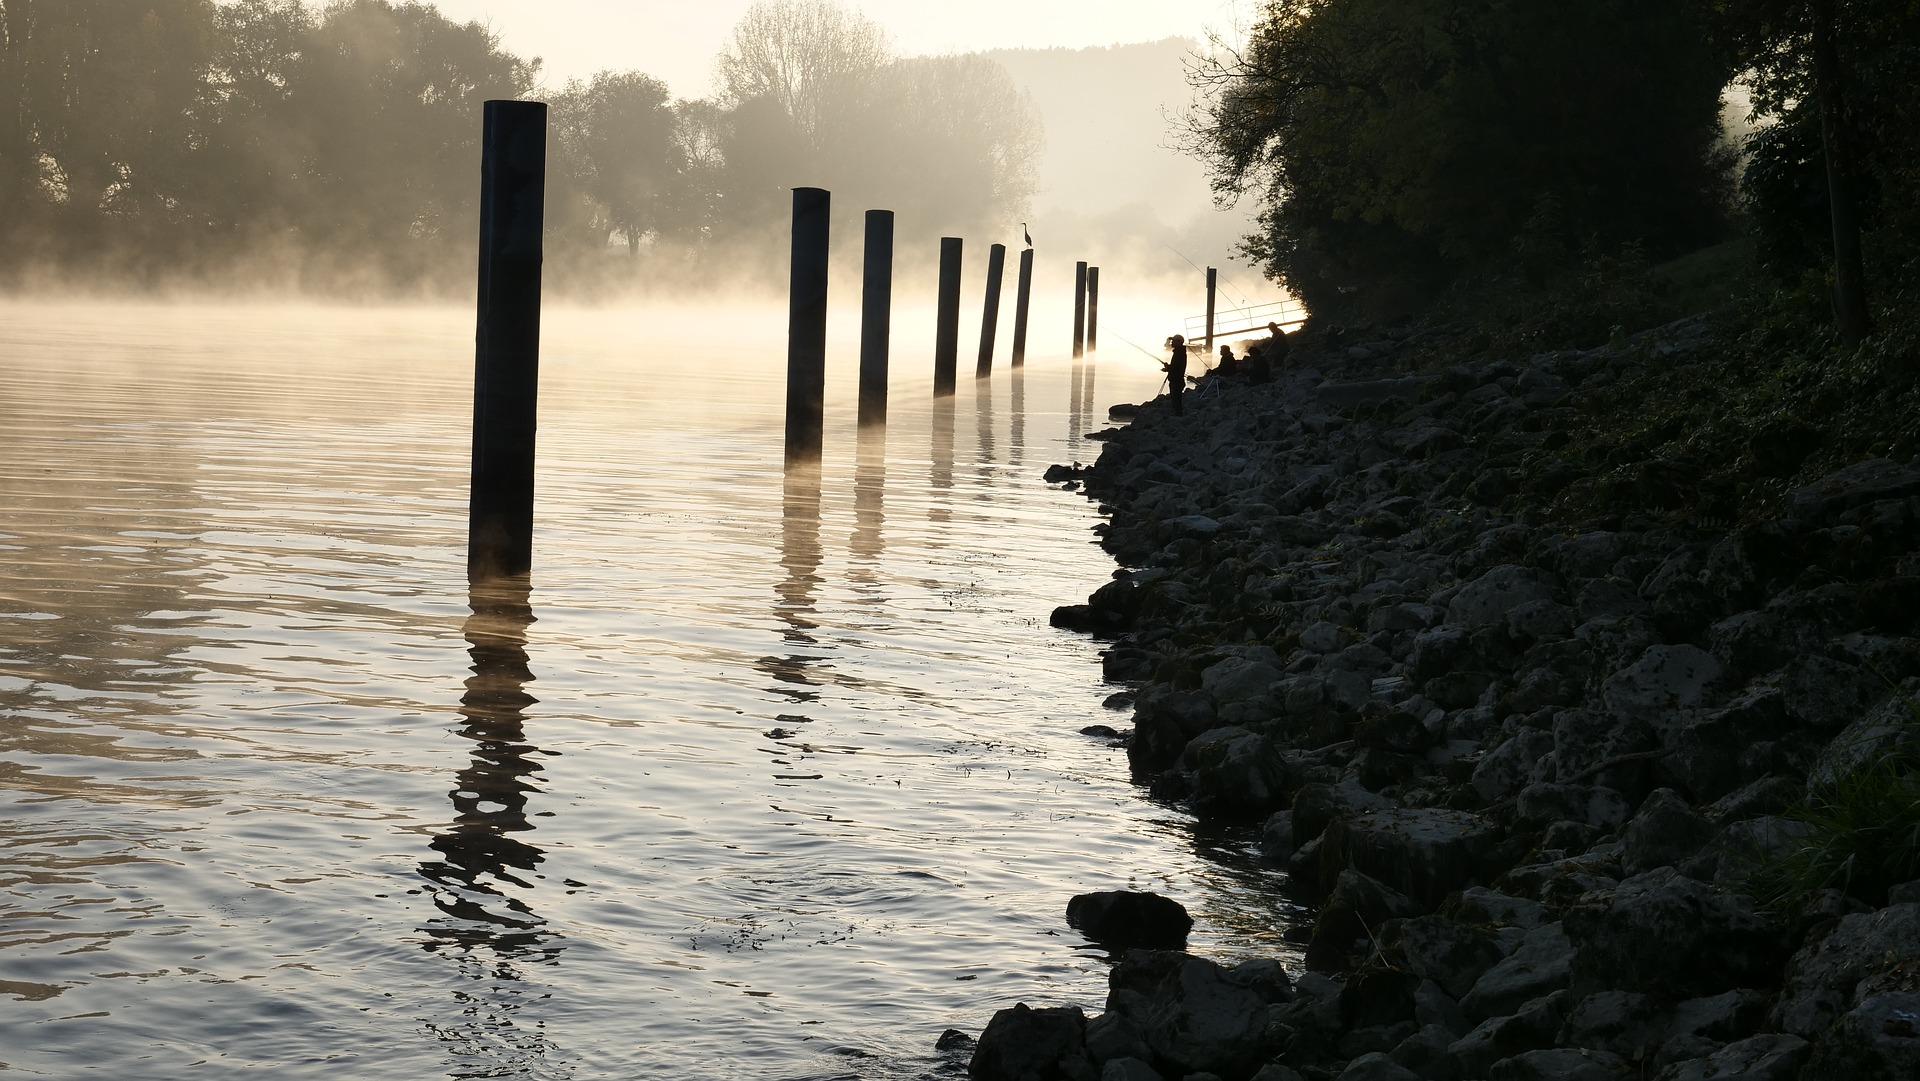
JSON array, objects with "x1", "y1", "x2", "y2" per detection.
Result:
[
  {"x1": 1445, "y1": 887, "x2": 1551, "y2": 930},
  {"x1": 1202, "y1": 656, "x2": 1285, "y2": 707},
  {"x1": 1130, "y1": 688, "x2": 1218, "y2": 770},
  {"x1": 1067, "y1": 891, "x2": 1193, "y2": 950},
  {"x1": 1188, "y1": 728, "x2": 1295, "y2": 821},
  {"x1": 1105, "y1": 950, "x2": 1281, "y2": 1078},
  {"x1": 1513, "y1": 782, "x2": 1632, "y2": 831},
  {"x1": 1459, "y1": 923, "x2": 1574, "y2": 1020},
  {"x1": 1657, "y1": 1033, "x2": 1810, "y2": 1081},
  {"x1": 1449, "y1": 566, "x2": 1560, "y2": 629},
  {"x1": 1394, "y1": 915, "x2": 1505, "y2": 999},
  {"x1": 1620, "y1": 789, "x2": 1716, "y2": 877},
  {"x1": 1488, "y1": 1047, "x2": 1632, "y2": 1081},
  {"x1": 1084, "y1": 1011, "x2": 1153, "y2": 1065},
  {"x1": 1601, "y1": 644, "x2": 1726, "y2": 721},
  {"x1": 1448, "y1": 995, "x2": 1565, "y2": 1077},
  {"x1": 1099, "y1": 1058, "x2": 1165, "y2": 1081},
  {"x1": 1561, "y1": 990, "x2": 1667, "y2": 1062},
  {"x1": 1801, "y1": 991, "x2": 1920, "y2": 1080},
  {"x1": 1320, "y1": 807, "x2": 1500, "y2": 910},
  {"x1": 1790, "y1": 458, "x2": 1920, "y2": 523},
  {"x1": 970, "y1": 1003, "x2": 1092, "y2": 1081},
  {"x1": 1388, "y1": 1023, "x2": 1458, "y2": 1080},
  {"x1": 1291, "y1": 780, "x2": 1395, "y2": 845},
  {"x1": 1307, "y1": 870, "x2": 1421, "y2": 972},
  {"x1": 1807, "y1": 693, "x2": 1919, "y2": 790},
  {"x1": 1564, "y1": 868, "x2": 1785, "y2": 998},
  {"x1": 1472, "y1": 729, "x2": 1557, "y2": 804},
  {"x1": 1334, "y1": 1052, "x2": 1422, "y2": 1081},
  {"x1": 1773, "y1": 903, "x2": 1920, "y2": 1038}
]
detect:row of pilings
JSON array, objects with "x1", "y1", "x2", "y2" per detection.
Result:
[{"x1": 466, "y1": 102, "x2": 1103, "y2": 582}]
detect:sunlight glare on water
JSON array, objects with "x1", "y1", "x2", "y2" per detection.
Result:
[{"x1": 0, "y1": 300, "x2": 1295, "y2": 1079}]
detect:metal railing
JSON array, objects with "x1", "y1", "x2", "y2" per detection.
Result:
[{"x1": 1185, "y1": 299, "x2": 1308, "y2": 343}]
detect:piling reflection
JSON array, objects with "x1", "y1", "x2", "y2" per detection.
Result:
[
  {"x1": 974, "y1": 377, "x2": 996, "y2": 491},
  {"x1": 1068, "y1": 357, "x2": 1087, "y2": 456},
  {"x1": 774, "y1": 467, "x2": 824, "y2": 644},
  {"x1": 850, "y1": 428, "x2": 886, "y2": 575},
  {"x1": 418, "y1": 575, "x2": 556, "y2": 959},
  {"x1": 930, "y1": 395, "x2": 956, "y2": 524},
  {"x1": 1010, "y1": 367, "x2": 1026, "y2": 466}
]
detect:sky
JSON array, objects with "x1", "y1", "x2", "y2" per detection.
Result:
[{"x1": 427, "y1": 0, "x2": 1257, "y2": 97}]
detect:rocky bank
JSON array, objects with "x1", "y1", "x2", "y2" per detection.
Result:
[{"x1": 960, "y1": 316, "x2": 1920, "y2": 1081}]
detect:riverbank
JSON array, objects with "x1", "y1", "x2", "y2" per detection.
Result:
[{"x1": 963, "y1": 312, "x2": 1920, "y2": 1080}]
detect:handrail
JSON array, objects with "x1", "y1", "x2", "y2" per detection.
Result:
[{"x1": 1185, "y1": 298, "x2": 1308, "y2": 341}]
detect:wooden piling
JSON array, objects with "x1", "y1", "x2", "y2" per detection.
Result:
[
  {"x1": 1086, "y1": 266, "x2": 1099, "y2": 352},
  {"x1": 1205, "y1": 266, "x2": 1217, "y2": 351},
  {"x1": 1010, "y1": 247, "x2": 1034, "y2": 367},
  {"x1": 934, "y1": 237, "x2": 962, "y2": 397},
  {"x1": 976, "y1": 242, "x2": 1006, "y2": 378},
  {"x1": 469, "y1": 99, "x2": 547, "y2": 582},
  {"x1": 785, "y1": 187, "x2": 831, "y2": 465},
  {"x1": 859, "y1": 209, "x2": 893, "y2": 428},
  {"x1": 1072, "y1": 260, "x2": 1088, "y2": 358}
]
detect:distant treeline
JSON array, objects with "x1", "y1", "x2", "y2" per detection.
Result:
[
  {"x1": 0, "y1": 0, "x2": 1041, "y2": 293},
  {"x1": 1187, "y1": 0, "x2": 1919, "y2": 329}
]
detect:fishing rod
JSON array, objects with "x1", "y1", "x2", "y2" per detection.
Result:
[{"x1": 1161, "y1": 243, "x2": 1254, "y2": 306}]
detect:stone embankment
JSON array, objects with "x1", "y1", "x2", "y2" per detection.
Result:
[{"x1": 961, "y1": 318, "x2": 1920, "y2": 1081}]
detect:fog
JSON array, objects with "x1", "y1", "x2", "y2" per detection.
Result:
[{"x1": 0, "y1": 0, "x2": 1276, "y2": 325}]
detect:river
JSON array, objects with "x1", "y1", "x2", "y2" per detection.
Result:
[{"x1": 0, "y1": 299, "x2": 1293, "y2": 1079}]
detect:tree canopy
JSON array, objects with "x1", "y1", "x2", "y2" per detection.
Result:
[{"x1": 1189, "y1": 0, "x2": 1737, "y2": 321}]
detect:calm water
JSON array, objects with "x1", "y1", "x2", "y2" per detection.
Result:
[{"x1": 0, "y1": 301, "x2": 1294, "y2": 1079}]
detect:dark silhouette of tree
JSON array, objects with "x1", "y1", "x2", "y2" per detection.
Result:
[{"x1": 1185, "y1": 0, "x2": 1734, "y2": 321}]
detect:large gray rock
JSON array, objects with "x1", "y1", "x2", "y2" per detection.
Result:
[
  {"x1": 1656, "y1": 1034, "x2": 1810, "y2": 1081},
  {"x1": 1807, "y1": 693, "x2": 1919, "y2": 789},
  {"x1": 1459, "y1": 923, "x2": 1574, "y2": 1021},
  {"x1": 1450, "y1": 566, "x2": 1560, "y2": 629},
  {"x1": 1202, "y1": 656, "x2": 1285, "y2": 706},
  {"x1": 1389, "y1": 1023, "x2": 1458, "y2": 1080},
  {"x1": 1552, "y1": 708, "x2": 1656, "y2": 795},
  {"x1": 1562, "y1": 990, "x2": 1667, "y2": 1062},
  {"x1": 1513, "y1": 782, "x2": 1633, "y2": 831},
  {"x1": 1472, "y1": 729, "x2": 1557, "y2": 804},
  {"x1": 1084, "y1": 1011, "x2": 1153, "y2": 1066},
  {"x1": 1601, "y1": 645, "x2": 1727, "y2": 721},
  {"x1": 1446, "y1": 887, "x2": 1550, "y2": 930},
  {"x1": 1620, "y1": 788, "x2": 1716, "y2": 877},
  {"x1": 1291, "y1": 779, "x2": 1395, "y2": 845},
  {"x1": 970, "y1": 1002, "x2": 1091, "y2": 1081},
  {"x1": 1105, "y1": 950, "x2": 1281, "y2": 1078},
  {"x1": 1395, "y1": 915, "x2": 1506, "y2": 1000},
  {"x1": 1187, "y1": 727, "x2": 1294, "y2": 821},
  {"x1": 1307, "y1": 870, "x2": 1421, "y2": 972},
  {"x1": 1801, "y1": 991, "x2": 1920, "y2": 1080},
  {"x1": 1130, "y1": 688, "x2": 1218, "y2": 770},
  {"x1": 1099, "y1": 1058, "x2": 1165, "y2": 1081},
  {"x1": 1773, "y1": 903, "x2": 1920, "y2": 1038},
  {"x1": 1335, "y1": 1052, "x2": 1422, "y2": 1081},
  {"x1": 1320, "y1": 807, "x2": 1500, "y2": 910},
  {"x1": 1488, "y1": 1047, "x2": 1633, "y2": 1081},
  {"x1": 1790, "y1": 458, "x2": 1920, "y2": 523},
  {"x1": 1448, "y1": 995, "x2": 1565, "y2": 1077},
  {"x1": 1564, "y1": 868, "x2": 1785, "y2": 997}
]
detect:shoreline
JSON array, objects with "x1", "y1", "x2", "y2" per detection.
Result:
[{"x1": 962, "y1": 316, "x2": 1920, "y2": 1081}]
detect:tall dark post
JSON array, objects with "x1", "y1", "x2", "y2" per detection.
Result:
[
  {"x1": 469, "y1": 99, "x2": 547, "y2": 582},
  {"x1": 859, "y1": 209, "x2": 893, "y2": 427},
  {"x1": 1010, "y1": 247, "x2": 1034, "y2": 367},
  {"x1": 1204, "y1": 266, "x2": 1218, "y2": 351},
  {"x1": 934, "y1": 237, "x2": 962, "y2": 397},
  {"x1": 1072, "y1": 260, "x2": 1088, "y2": 358},
  {"x1": 1086, "y1": 266, "x2": 1100, "y2": 352},
  {"x1": 976, "y1": 242, "x2": 1007, "y2": 378},
  {"x1": 785, "y1": 187, "x2": 831, "y2": 465}
]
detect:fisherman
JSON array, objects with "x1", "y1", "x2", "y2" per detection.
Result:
[
  {"x1": 1164, "y1": 334, "x2": 1188, "y2": 416},
  {"x1": 1217, "y1": 344, "x2": 1240, "y2": 381},
  {"x1": 1246, "y1": 341, "x2": 1271, "y2": 386},
  {"x1": 1266, "y1": 320, "x2": 1291, "y2": 372}
]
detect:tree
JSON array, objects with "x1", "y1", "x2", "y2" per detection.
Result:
[
  {"x1": 713, "y1": 0, "x2": 889, "y2": 149},
  {"x1": 552, "y1": 71, "x2": 680, "y2": 256},
  {"x1": 1187, "y1": 0, "x2": 1735, "y2": 321},
  {"x1": 1715, "y1": 0, "x2": 1915, "y2": 347}
]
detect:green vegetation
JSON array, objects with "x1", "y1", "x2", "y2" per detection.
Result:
[
  {"x1": 1749, "y1": 704, "x2": 1920, "y2": 910},
  {"x1": 0, "y1": 0, "x2": 1039, "y2": 292}
]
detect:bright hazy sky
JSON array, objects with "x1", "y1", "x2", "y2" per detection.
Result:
[{"x1": 428, "y1": 0, "x2": 1256, "y2": 96}]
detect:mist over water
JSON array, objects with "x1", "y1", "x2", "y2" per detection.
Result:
[{"x1": 0, "y1": 301, "x2": 1299, "y2": 1079}]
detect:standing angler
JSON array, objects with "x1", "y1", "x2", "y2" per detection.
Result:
[{"x1": 1164, "y1": 335, "x2": 1188, "y2": 416}]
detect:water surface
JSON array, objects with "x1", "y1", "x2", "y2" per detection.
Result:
[{"x1": 0, "y1": 302, "x2": 1296, "y2": 1079}]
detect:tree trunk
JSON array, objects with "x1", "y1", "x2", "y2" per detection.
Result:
[{"x1": 1812, "y1": 0, "x2": 1870, "y2": 347}]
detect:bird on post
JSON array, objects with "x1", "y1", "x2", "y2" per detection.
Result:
[{"x1": 1021, "y1": 223, "x2": 1033, "y2": 249}]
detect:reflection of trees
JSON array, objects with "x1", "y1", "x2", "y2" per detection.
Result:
[{"x1": 417, "y1": 576, "x2": 556, "y2": 960}]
